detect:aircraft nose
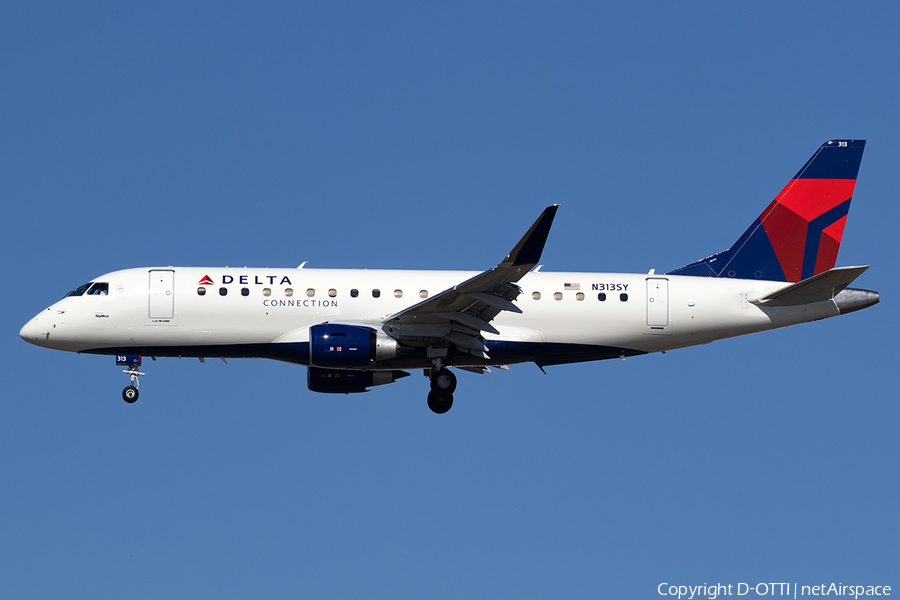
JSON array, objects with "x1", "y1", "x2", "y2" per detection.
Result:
[{"x1": 19, "y1": 312, "x2": 49, "y2": 346}]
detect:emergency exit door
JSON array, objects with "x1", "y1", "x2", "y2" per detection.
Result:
[
  {"x1": 149, "y1": 269, "x2": 175, "y2": 319},
  {"x1": 646, "y1": 277, "x2": 668, "y2": 329}
]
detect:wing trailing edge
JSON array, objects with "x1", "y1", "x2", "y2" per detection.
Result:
[{"x1": 383, "y1": 205, "x2": 559, "y2": 357}]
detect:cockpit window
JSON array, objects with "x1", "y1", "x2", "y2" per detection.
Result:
[
  {"x1": 65, "y1": 282, "x2": 93, "y2": 297},
  {"x1": 64, "y1": 281, "x2": 109, "y2": 298}
]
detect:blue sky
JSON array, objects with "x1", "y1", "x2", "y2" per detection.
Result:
[{"x1": 2, "y1": 2, "x2": 897, "y2": 598}]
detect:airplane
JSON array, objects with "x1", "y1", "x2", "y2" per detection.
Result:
[{"x1": 19, "y1": 140, "x2": 879, "y2": 413}]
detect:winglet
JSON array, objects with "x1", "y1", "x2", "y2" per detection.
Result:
[
  {"x1": 501, "y1": 205, "x2": 559, "y2": 267},
  {"x1": 383, "y1": 205, "x2": 558, "y2": 329}
]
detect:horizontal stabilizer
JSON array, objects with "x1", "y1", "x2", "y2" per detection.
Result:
[{"x1": 752, "y1": 266, "x2": 869, "y2": 306}]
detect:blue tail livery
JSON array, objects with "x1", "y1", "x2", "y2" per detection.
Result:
[{"x1": 669, "y1": 140, "x2": 865, "y2": 282}]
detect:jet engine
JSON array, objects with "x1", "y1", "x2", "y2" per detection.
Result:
[
  {"x1": 307, "y1": 367, "x2": 410, "y2": 394},
  {"x1": 308, "y1": 323, "x2": 400, "y2": 368}
]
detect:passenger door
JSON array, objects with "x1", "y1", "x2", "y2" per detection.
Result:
[{"x1": 148, "y1": 269, "x2": 175, "y2": 320}]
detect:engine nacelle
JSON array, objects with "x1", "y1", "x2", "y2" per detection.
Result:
[
  {"x1": 307, "y1": 367, "x2": 409, "y2": 394},
  {"x1": 309, "y1": 323, "x2": 400, "y2": 368}
]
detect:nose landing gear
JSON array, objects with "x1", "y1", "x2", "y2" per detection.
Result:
[
  {"x1": 116, "y1": 354, "x2": 144, "y2": 403},
  {"x1": 123, "y1": 383, "x2": 140, "y2": 403}
]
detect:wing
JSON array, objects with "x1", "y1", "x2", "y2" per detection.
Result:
[{"x1": 382, "y1": 205, "x2": 559, "y2": 358}]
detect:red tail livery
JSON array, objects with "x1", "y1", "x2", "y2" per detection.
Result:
[{"x1": 669, "y1": 140, "x2": 865, "y2": 282}]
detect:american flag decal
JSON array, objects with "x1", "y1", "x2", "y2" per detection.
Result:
[{"x1": 564, "y1": 283, "x2": 580, "y2": 291}]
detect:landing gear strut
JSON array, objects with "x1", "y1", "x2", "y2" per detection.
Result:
[
  {"x1": 117, "y1": 354, "x2": 144, "y2": 403},
  {"x1": 426, "y1": 362, "x2": 457, "y2": 414}
]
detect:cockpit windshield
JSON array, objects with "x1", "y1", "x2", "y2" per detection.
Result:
[
  {"x1": 64, "y1": 282, "x2": 109, "y2": 297},
  {"x1": 65, "y1": 282, "x2": 93, "y2": 297}
]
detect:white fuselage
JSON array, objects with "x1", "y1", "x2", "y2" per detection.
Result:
[{"x1": 20, "y1": 266, "x2": 840, "y2": 368}]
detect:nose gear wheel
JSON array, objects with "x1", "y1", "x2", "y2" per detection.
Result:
[{"x1": 121, "y1": 361, "x2": 144, "y2": 403}]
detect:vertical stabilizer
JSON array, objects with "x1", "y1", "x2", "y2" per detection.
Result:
[{"x1": 669, "y1": 140, "x2": 865, "y2": 282}]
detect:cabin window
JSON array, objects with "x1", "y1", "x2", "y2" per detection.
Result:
[
  {"x1": 65, "y1": 282, "x2": 93, "y2": 297},
  {"x1": 620, "y1": 293, "x2": 628, "y2": 302},
  {"x1": 420, "y1": 290, "x2": 428, "y2": 298},
  {"x1": 554, "y1": 292, "x2": 563, "y2": 301},
  {"x1": 285, "y1": 288, "x2": 294, "y2": 297},
  {"x1": 306, "y1": 288, "x2": 315, "y2": 297},
  {"x1": 576, "y1": 292, "x2": 585, "y2": 301},
  {"x1": 241, "y1": 288, "x2": 249, "y2": 297},
  {"x1": 598, "y1": 293, "x2": 607, "y2": 301},
  {"x1": 532, "y1": 292, "x2": 541, "y2": 300},
  {"x1": 328, "y1": 289, "x2": 337, "y2": 297},
  {"x1": 263, "y1": 288, "x2": 271, "y2": 297},
  {"x1": 394, "y1": 289, "x2": 403, "y2": 298},
  {"x1": 219, "y1": 287, "x2": 227, "y2": 296},
  {"x1": 350, "y1": 289, "x2": 359, "y2": 298},
  {"x1": 86, "y1": 282, "x2": 109, "y2": 295},
  {"x1": 197, "y1": 287, "x2": 206, "y2": 296},
  {"x1": 372, "y1": 289, "x2": 381, "y2": 298}
]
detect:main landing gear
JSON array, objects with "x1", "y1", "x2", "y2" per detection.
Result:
[
  {"x1": 116, "y1": 354, "x2": 144, "y2": 403},
  {"x1": 427, "y1": 365, "x2": 457, "y2": 414}
]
